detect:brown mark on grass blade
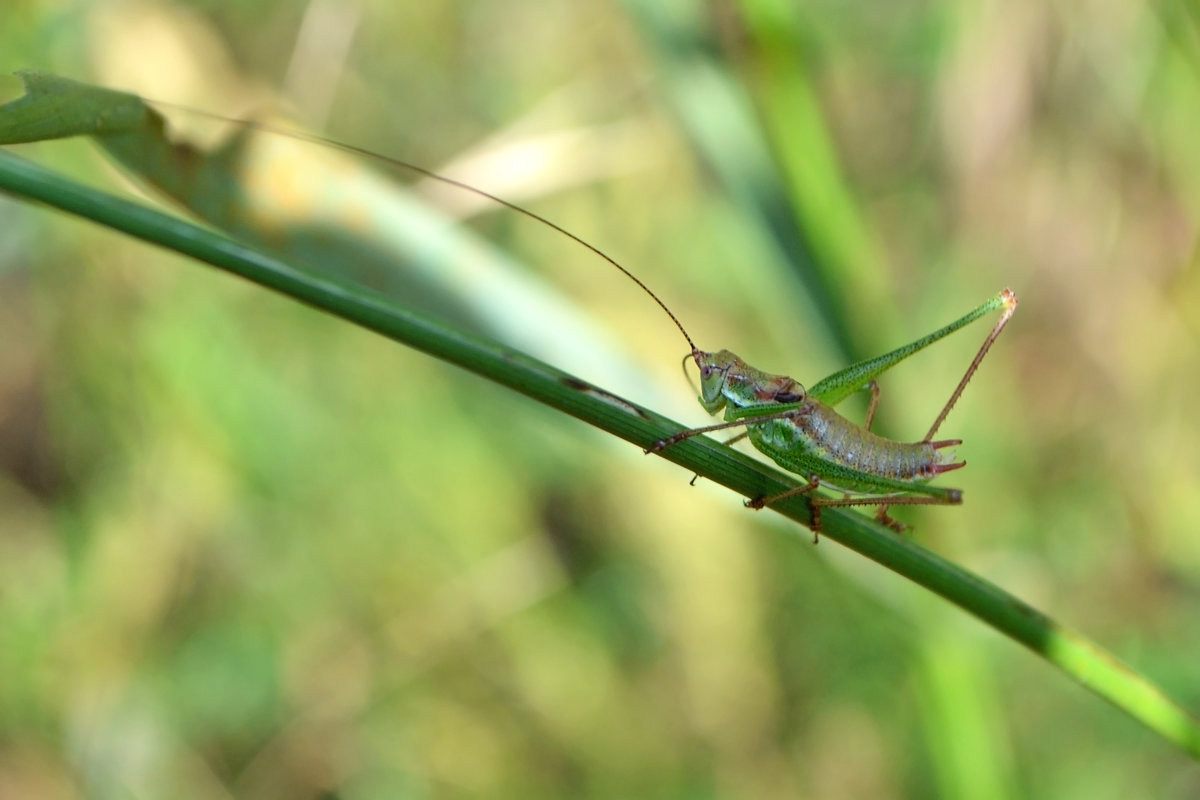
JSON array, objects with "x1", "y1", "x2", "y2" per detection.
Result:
[{"x1": 561, "y1": 376, "x2": 647, "y2": 418}]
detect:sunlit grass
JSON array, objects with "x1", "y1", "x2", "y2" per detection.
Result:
[{"x1": 2, "y1": 1, "x2": 1200, "y2": 797}]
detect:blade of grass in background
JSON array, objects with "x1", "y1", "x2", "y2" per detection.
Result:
[{"x1": 615, "y1": 0, "x2": 858, "y2": 361}]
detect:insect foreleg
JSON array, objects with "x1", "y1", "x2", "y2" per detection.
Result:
[{"x1": 646, "y1": 404, "x2": 805, "y2": 453}]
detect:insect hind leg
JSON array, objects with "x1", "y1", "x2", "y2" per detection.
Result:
[
  {"x1": 816, "y1": 489, "x2": 964, "y2": 534},
  {"x1": 748, "y1": 469, "x2": 964, "y2": 542},
  {"x1": 863, "y1": 380, "x2": 880, "y2": 431}
]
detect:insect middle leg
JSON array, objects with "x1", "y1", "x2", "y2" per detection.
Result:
[
  {"x1": 745, "y1": 473, "x2": 823, "y2": 542},
  {"x1": 646, "y1": 407, "x2": 806, "y2": 453}
]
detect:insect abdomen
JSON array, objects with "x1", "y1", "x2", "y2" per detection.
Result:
[
  {"x1": 749, "y1": 400, "x2": 943, "y2": 485},
  {"x1": 803, "y1": 402, "x2": 938, "y2": 479}
]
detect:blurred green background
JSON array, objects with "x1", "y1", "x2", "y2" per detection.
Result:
[{"x1": 3, "y1": 0, "x2": 1200, "y2": 797}]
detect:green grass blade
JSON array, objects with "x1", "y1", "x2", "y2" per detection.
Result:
[
  {"x1": 1, "y1": 147, "x2": 1198, "y2": 759},
  {"x1": 734, "y1": 0, "x2": 895, "y2": 334},
  {"x1": 614, "y1": 0, "x2": 856, "y2": 361}
]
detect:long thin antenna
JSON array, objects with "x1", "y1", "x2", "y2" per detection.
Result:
[{"x1": 148, "y1": 100, "x2": 699, "y2": 354}]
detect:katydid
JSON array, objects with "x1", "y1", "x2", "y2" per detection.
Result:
[
  {"x1": 120, "y1": 102, "x2": 1020, "y2": 537},
  {"x1": 646, "y1": 289, "x2": 1017, "y2": 537}
]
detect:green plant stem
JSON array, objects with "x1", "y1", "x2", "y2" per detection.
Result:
[{"x1": 2, "y1": 148, "x2": 1198, "y2": 758}]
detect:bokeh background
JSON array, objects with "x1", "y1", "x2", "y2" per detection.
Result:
[{"x1": 3, "y1": 0, "x2": 1200, "y2": 797}]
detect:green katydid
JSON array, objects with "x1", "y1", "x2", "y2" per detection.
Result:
[{"x1": 645, "y1": 289, "x2": 1017, "y2": 537}]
